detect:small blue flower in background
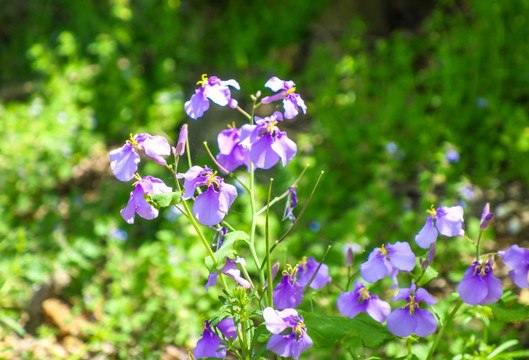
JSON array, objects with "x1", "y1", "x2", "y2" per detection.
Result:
[
  {"x1": 475, "y1": 97, "x2": 489, "y2": 109},
  {"x1": 263, "y1": 307, "x2": 313, "y2": 359},
  {"x1": 458, "y1": 259, "x2": 503, "y2": 305},
  {"x1": 445, "y1": 149, "x2": 460, "y2": 163},
  {"x1": 309, "y1": 221, "x2": 320, "y2": 232},
  {"x1": 386, "y1": 141, "x2": 397, "y2": 154},
  {"x1": 386, "y1": 284, "x2": 438, "y2": 337},
  {"x1": 458, "y1": 183, "x2": 474, "y2": 201},
  {"x1": 108, "y1": 228, "x2": 128, "y2": 242}
]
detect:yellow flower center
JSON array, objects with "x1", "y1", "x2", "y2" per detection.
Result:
[
  {"x1": 128, "y1": 133, "x2": 138, "y2": 147},
  {"x1": 408, "y1": 294, "x2": 419, "y2": 315},
  {"x1": 227, "y1": 121, "x2": 236, "y2": 129},
  {"x1": 426, "y1": 204, "x2": 437, "y2": 216},
  {"x1": 379, "y1": 244, "x2": 388, "y2": 257},
  {"x1": 287, "y1": 86, "x2": 297, "y2": 94},
  {"x1": 294, "y1": 321, "x2": 306, "y2": 336},
  {"x1": 196, "y1": 73, "x2": 209, "y2": 87},
  {"x1": 359, "y1": 286, "x2": 371, "y2": 301},
  {"x1": 206, "y1": 170, "x2": 220, "y2": 189},
  {"x1": 266, "y1": 120, "x2": 278, "y2": 134},
  {"x1": 473, "y1": 262, "x2": 490, "y2": 277}
]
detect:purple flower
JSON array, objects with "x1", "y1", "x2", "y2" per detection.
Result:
[
  {"x1": 120, "y1": 176, "x2": 172, "y2": 224},
  {"x1": 216, "y1": 125, "x2": 250, "y2": 173},
  {"x1": 193, "y1": 319, "x2": 238, "y2": 359},
  {"x1": 386, "y1": 284, "x2": 438, "y2": 338},
  {"x1": 457, "y1": 259, "x2": 503, "y2": 305},
  {"x1": 480, "y1": 203, "x2": 494, "y2": 231},
  {"x1": 296, "y1": 257, "x2": 332, "y2": 290},
  {"x1": 273, "y1": 273, "x2": 304, "y2": 310},
  {"x1": 415, "y1": 205, "x2": 464, "y2": 249},
  {"x1": 499, "y1": 245, "x2": 529, "y2": 288},
  {"x1": 261, "y1": 77, "x2": 307, "y2": 120},
  {"x1": 185, "y1": 74, "x2": 240, "y2": 120},
  {"x1": 174, "y1": 124, "x2": 188, "y2": 156},
  {"x1": 337, "y1": 281, "x2": 391, "y2": 323},
  {"x1": 178, "y1": 166, "x2": 237, "y2": 226},
  {"x1": 109, "y1": 133, "x2": 171, "y2": 181},
  {"x1": 445, "y1": 149, "x2": 460, "y2": 163},
  {"x1": 206, "y1": 257, "x2": 251, "y2": 292},
  {"x1": 360, "y1": 242, "x2": 415, "y2": 288},
  {"x1": 263, "y1": 307, "x2": 313, "y2": 359},
  {"x1": 240, "y1": 112, "x2": 297, "y2": 170}
]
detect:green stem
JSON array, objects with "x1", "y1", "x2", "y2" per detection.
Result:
[
  {"x1": 476, "y1": 230, "x2": 483, "y2": 260},
  {"x1": 265, "y1": 178, "x2": 274, "y2": 306},
  {"x1": 426, "y1": 299, "x2": 463, "y2": 360}
]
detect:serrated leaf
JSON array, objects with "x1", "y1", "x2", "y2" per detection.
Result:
[
  {"x1": 205, "y1": 231, "x2": 249, "y2": 271},
  {"x1": 149, "y1": 191, "x2": 182, "y2": 208},
  {"x1": 489, "y1": 300, "x2": 529, "y2": 322},
  {"x1": 417, "y1": 266, "x2": 439, "y2": 287},
  {"x1": 300, "y1": 311, "x2": 390, "y2": 348}
]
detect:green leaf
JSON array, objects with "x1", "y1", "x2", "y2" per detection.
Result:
[
  {"x1": 149, "y1": 191, "x2": 182, "y2": 208},
  {"x1": 300, "y1": 311, "x2": 390, "y2": 349},
  {"x1": 417, "y1": 266, "x2": 439, "y2": 287},
  {"x1": 205, "y1": 231, "x2": 249, "y2": 272},
  {"x1": 489, "y1": 300, "x2": 529, "y2": 322}
]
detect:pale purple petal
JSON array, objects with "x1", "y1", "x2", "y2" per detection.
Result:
[
  {"x1": 217, "y1": 318, "x2": 238, "y2": 340},
  {"x1": 415, "y1": 288, "x2": 438, "y2": 306},
  {"x1": 365, "y1": 297, "x2": 391, "y2": 323},
  {"x1": 193, "y1": 330, "x2": 225, "y2": 359},
  {"x1": 205, "y1": 271, "x2": 218, "y2": 293},
  {"x1": 193, "y1": 187, "x2": 224, "y2": 226},
  {"x1": 175, "y1": 124, "x2": 188, "y2": 156},
  {"x1": 141, "y1": 134, "x2": 171, "y2": 165},
  {"x1": 270, "y1": 131, "x2": 297, "y2": 166},
  {"x1": 283, "y1": 97, "x2": 300, "y2": 119},
  {"x1": 500, "y1": 245, "x2": 529, "y2": 288},
  {"x1": 221, "y1": 79, "x2": 240, "y2": 90},
  {"x1": 393, "y1": 285, "x2": 415, "y2": 302},
  {"x1": 120, "y1": 194, "x2": 137, "y2": 224},
  {"x1": 261, "y1": 92, "x2": 285, "y2": 104},
  {"x1": 387, "y1": 308, "x2": 416, "y2": 337},
  {"x1": 415, "y1": 216, "x2": 438, "y2": 249},
  {"x1": 217, "y1": 182, "x2": 238, "y2": 214},
  {"x1": 264, "y1": 76, "x2": 287, "y2": 92},
  {"x1": 262, "y1": 307, "x2": 296, "y2": 334},
  {"x1": 435, "y1": 205, "x2": 464, "y2": 237},
  {"x1": 222, "y1": 258, "x2": 251, "y2": 288},
  {"x1": 249, "y1": 134, "x2": 280, "y2": 169},
  {"x1": 290, "y1": 333, "x2": 313, "y2": 360},
  {"x1": 185, "y1": 88, "x2": 209, "y2": 120},
  {"x1": 109, "y1": 143, "x2": 140, "y2": 181},
  {"x1": 267, "y1": 334, "x2": 294, "y2": 358},
  {"x1": 413, "y1": 308, "x2": 437, "y2": 337},
  {"x1": 297, "y1": 258, "x2": 331, "y2": 290},
  {"x1": 217, "y1": 128, "x2": 240, "y2": 155},
  {"x1": 458, "y1": 265, "x2": 487, "y2": 305},
  {"x1": 360, "y1": 250, "x2": 387, "y2": 283},
  {"x1": 337, "y1": 291, "x2": 364, "y2": 318},
  {"x1": 479, "y1": 271, "x2": 503, "y2": 305},
  {"x1": 387, "y1": 242, "x2": 416, "y2": 272},
  {"x1": 273, "y1": 275, "x2": 304, "y2": 309},
  {"x1": 205, "y1": 84, "x2": 230, "y2": 107}
]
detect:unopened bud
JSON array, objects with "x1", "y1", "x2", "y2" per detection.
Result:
[{"x1": 174, "y1": 124, "x2": 188, "y2": 156}]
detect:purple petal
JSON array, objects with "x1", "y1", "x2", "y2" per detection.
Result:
[
  {"x1": 205, "y1": 271, "x2": 218, "y2": 293},
  {"x1": 222, "y1": 258, "x2": 251, "y2": 288},
  {"x1": 270, "y1": 131, "x2": 297, "y2": 166},
  {"x1": 415, "y1": 287, "x2": 438, "y2": 306},
  {"x1": 273, "y1": 275, "x2": 304, "y2": 309},
  {"x1": 193, "y1": 326, "x2": 225, "y2": 359},
  {"x1": 360, "y1": 250, "x2": 387, "y2": 283},
  {"x1": 263, "y1": 307, "x2": 297, "y2": 334},
  {"x1": 140, "y1": 134, "x2": 171, "y2": 165},
  {"x1": 185, "y1": 88, "x2": 210, "y2": 120},
  {"x1": 393, "y1": 285, "x2": 415, "y2": 302},
  {"x1": 261, "y1": 92, "x2": 285, "y2": 104},
  {"x1": 283, "y1": 97, "x2": 300, "y2": 119},
  {"x1": 267, "y1": 334, "x2": 294, "y2": 358},
  {"x1": 337, "y1": 291, "x2": 364, "y2": 318},
  {"x1": 479, "y1": 271, "x2": 503, "y2": 305},
  {"x1": 297, "y1": 258, "x2": 331, "y2": 290},
  {"x1": 217, "y1": 318, "x2": 238, "y2": 340},
  {"x1": 365, "y1": 297, "x2": 391, "y2": 323},
  {"x1": 413, "y1": 308, "x2": 437, "y2": 337},
  {"x1": 387, "y1": 308, "x2": 416, "y2": 337},
  {"x1": 435, "y1": 205, "x2": 464, "y2": 237},
  {"x1": 217, "y1": 128, "x2": 240, "y2": 155},
  {"x1": 457, "y1": 265, "x2": 487, "y2": 305},
  {"x1": 387, "y1": 242, "x2": 416, "y2": 272},
  {"x1": 249, "y1": 134, "x2": 280, "y2": 169},
  {"x1": 193, "y1": 187, "x2": 224, "y2": 226},
  {"x1": 264, "y1": 76, "x2": 287, "y2": 92},
  {"x1": 290, "y1": 333, "x2": 313, "y2": 360},
  {"x1": 221, "y1": 79, "x2": 240, "y2": 90},
  {"x1": 175, "y1": 124, "x2": 188, "y2": 156},
  {"x1": 217, "y1": 182, "x2": 238, "y2": 214},
  {"x1": 109, "y1": 143, "x2": 140, "y2": 182},
  {"x1": 415, "y1": 216, "x2": 438, "y2": 249},
  {"x1": 205, "y1": 83, "x2": 230, "y2": 107},
  {"x1": 120, "y1": 192, "x2": 137, "y2": 224}
]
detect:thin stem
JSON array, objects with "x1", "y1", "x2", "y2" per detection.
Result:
[
  {"x1": 476, "y1": 230, "x2": 483, "y2": 260},
  {"x1": 236, "y1": 105, "x2": 252, "y2": 121},
  {"x1": 426, "y1": 299, "x2": 463, "y2": 360},
  {"x1": 265, "y1": 178, "x2": 274, "y2": 306}
]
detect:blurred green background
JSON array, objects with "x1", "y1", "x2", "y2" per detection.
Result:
[{"x1": 1, "y1": 0, "x2": 529, "y2": 358}]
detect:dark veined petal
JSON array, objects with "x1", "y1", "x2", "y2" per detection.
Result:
[
  {"x1": 273, "y1": 275, "x2": 304, "y2": 309},
  {"x1": 193, "y1": 325, "x2": 225, "y2": 359}
]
